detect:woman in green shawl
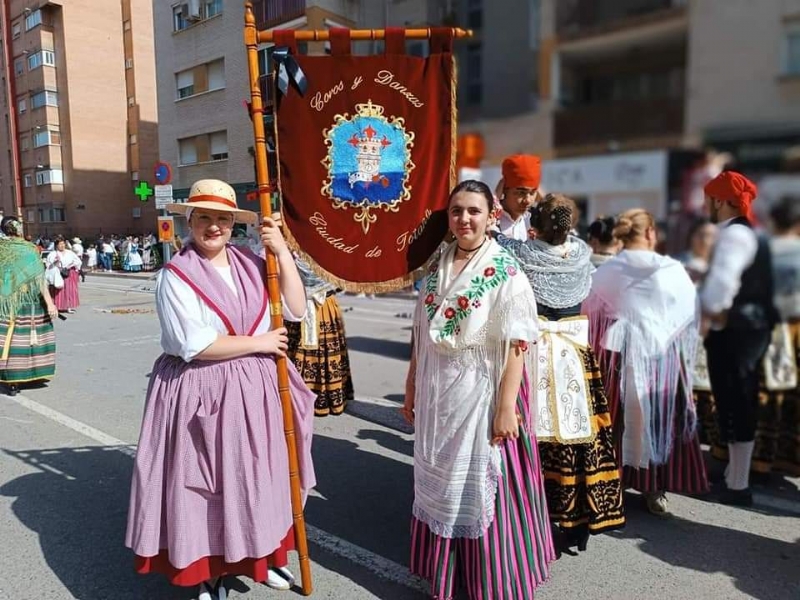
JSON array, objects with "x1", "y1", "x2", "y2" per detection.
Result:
[{"x1": 0, "y1": 216, "x2": 58, "y2": 396}]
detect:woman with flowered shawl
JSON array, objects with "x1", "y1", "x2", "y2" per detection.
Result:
[
  {"x1": 404, "y1": 180, "x2": 554, "y2": 600},
  {"x1": 125, "y1": 180, "x2": 316, "y2": 600},
  {"x1": 0, "y1": 217, "x2": 58, "y2": 396},
  {"x1": 584, "y1": 209, "x2": 708, "y2": 516},
  {"x1": 495, "y1": 193, "x2": 624, "y2": 554}
]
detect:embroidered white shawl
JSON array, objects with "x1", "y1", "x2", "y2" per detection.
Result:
[{"x1": 413, "y1": 240, "x2": 538, "y2": 538}]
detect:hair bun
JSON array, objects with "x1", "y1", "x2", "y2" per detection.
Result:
[{"x1": 613, "y1": 217, "x2": 633, "y2": 239}]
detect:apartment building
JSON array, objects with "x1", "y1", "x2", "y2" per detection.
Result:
[
  {"x1": 686, "y1": 0, "x2": 800, "y2": 175},
  {"x1": 153, "y1": 0, "x2": 365, "y2": 229},
  {"x1": 0, "y1": 0, "x2": 158, "y2": 237},
  {"x1": 539, "y1": 0, "x2": 800, "y2": 172}
]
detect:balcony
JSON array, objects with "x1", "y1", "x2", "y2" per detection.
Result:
[
  {"x1": 252, "y1": 0, "x2": 306, "y2": 29},
  {"x1": 554, "y1": 97, "x2": 684, "y2": 148},
  {"x1": 557, "y1": 0, "x2": 686, "y2": 40}
]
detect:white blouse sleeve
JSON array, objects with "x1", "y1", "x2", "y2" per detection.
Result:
[{"x1": 155, "y1": 269, "x2": 220, "y2": 362}]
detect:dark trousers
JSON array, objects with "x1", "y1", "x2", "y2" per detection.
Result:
[{"x1": 704, "y1": 327, "x2": 771, "y2": 443}]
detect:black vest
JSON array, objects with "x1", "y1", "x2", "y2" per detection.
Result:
[{"x1": 725, "y1": 217, "x2": 779, "y2": 330}]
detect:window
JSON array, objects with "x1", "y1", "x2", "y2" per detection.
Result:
[
  {"x1": 131, "y1": 171, "x2": 139, "y2": 181},
  {"x1": 128, "y1": 96, "x2": 135, "y2": 106},
  {"x1": 207, "y1": 59, "x2": 225, "y2": 90},
  {"x1": 179, "y1": 137, "x2": 198, "y2": 165},
  {"x1": 210, "y1": 131, "x2": 228, "y2": 160},
  {"x1": 466, "y1": 43, "x2": 482, "y2": 105},
  {"x1": 20, "y1": 136, "x2": 29, "y2": 151},
  {"x1": 35, "y1": 169, "x2": 63, "y2": 186},
  {"x1": 205, "y1": 0, "x2": 222, "y2": 18},
  {"x1": 467, "y1": 0, "x2": 483, "y2": 29},
  {"x1": 173, "y1": 5, "x2": 188, "y2": 32},
  {"x1": 176, "y1": 69, "x2": 194, "y2": 98},
  {"x1": 12, "y1": 23, "x2": 21, "y2": 38},
  {"x1": 132, "y1": 207, "x2": 142, "y2": 218},
  {"x1": 176, "y1": 59, "x2": 224, "y2": 99},
  {"x1": 129, "y1": 134, "x2": 137, "y2": 145},
  {"x1": 125, "y1": 58, "x2": 134, "y2": 69},
  {"x1": 18, "y1": 98, "x2": 26, "y2": 113},
  {"x1": 37, "y1": 207, "x2": 66, "y2": 223},
  {"x1": 123, "y1": 20, "x2": 131, "y2": 31},
  {"x1": 179, "y1": 130, "x2": 227, "y2": 165},
  {"x1": 23, "y1": 174, "x2": 32, "y2": 187},
  {"x1": 785, "y1": 30, "x2": 800, "y2": 76},
  {"x1": 14, "y1": 58, "x2": 23, "y2": 75},
  {"x1": 25, "y1": 9, "x2": 42, "y2": 31},
  {"x1": 33, "y1": 128, "x2": 61, "y2": 147},
  {"x1": 31, "y1": 90, "x2": 58, "y2": 109},
  {"x1": 27, "y1": 50, "x2": 56, "y2": 70},
  {"x1": 26, "y1": 209, "x2": 35, "y2": 223}
]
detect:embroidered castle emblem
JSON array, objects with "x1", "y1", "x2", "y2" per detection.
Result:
[{"x1": 322, "y1": 100, "x2": 415, "y2": 234}]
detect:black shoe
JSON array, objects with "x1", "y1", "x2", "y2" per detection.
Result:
[
  {"x1": 719, "y1": 487, "x2": 753, "y2": 507},
  {"x1": 4, "y1": 384, "x2": 19, "y2": 396}
]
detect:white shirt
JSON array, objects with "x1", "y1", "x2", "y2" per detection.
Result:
[
  {"x1": 101, "y1": 243, "x2": 114, "y2": 254},
  {"x1": 72, "y1": 243, "x2": 84, "y2": 257},
  {"x1": 700, "y1": 218, "x2": 758, "y2": 316},
  {"x1": 495, "y1": 210, "x2": 531, "y2": 241},
  {"x1": 45, "y1": 249, "x2": 82, "y2": 270},
  {"x1": 156, "y1": 267, "x2": 301, "y2": 363}
]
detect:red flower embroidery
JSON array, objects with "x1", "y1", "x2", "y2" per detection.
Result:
[
  {"x1": 484, "y1": 266, "x2": 496, "y2": 277},
  {"x1": 444, "y1": 307, "x2": 456, "y2": 319},
  {"x1": 425, "y1": 293, "x2": 435, "y2": 305},
  {"x1": 457, "y1": 296, "x2": 469, "y2": 309}
]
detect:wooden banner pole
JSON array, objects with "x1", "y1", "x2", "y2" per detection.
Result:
[
  {"x1": 256, "y1": 26, "x2": 472, "y2": 44},
  {"x1": 244, "y1": 3, "x2": 313, "y2": 596}
]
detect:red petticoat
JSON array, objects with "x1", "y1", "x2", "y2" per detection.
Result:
[{"x1": 134, "y1": 527, "x2": 295, "y2": 587}]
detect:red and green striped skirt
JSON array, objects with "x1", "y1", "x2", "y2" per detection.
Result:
[
  {"x1": 410, "y1": 385, "x2": 555, "y2": 600},
  {"x1": 0, "y1": 301, "x2": 56, "y2": 384}
]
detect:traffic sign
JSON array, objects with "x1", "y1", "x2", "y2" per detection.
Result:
[
  {"x1": 154, "y1": 184, "x2": 173, "y2": 209},
  {"x1": 154, "y1": 161, "x2": 172, "y2": 185},
  {"x1": 158, "y1": 216, "x2": 175, "y2": 243}
]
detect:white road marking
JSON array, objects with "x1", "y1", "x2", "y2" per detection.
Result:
[
  {"x1": 3, "y1": 394, "x2": 137, "y2": 457},
  {"x1": 2, "y1": 392, "x2": 426, "y2": 594}
]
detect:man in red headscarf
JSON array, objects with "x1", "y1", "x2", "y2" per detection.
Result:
[
  {"x1": 495, "y1": 154, "x2": 541, "y2": 241},
  {"x1": 701, "y1": 171, "x2": 779, "y2": 506}
]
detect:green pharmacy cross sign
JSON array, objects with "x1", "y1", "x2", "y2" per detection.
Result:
[{"x1": 134, "y1": 182, "x2": 154, "y2": 202}]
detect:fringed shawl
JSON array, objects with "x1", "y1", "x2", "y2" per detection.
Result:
[
  {"x1": 413, "y1": 239, "x2": 539, "y2": 538},
  {"x1": 583, "y1": 250, "x2": 699, "y2": 468},
  {"x1": 0, "y1": 238, "x2": 45, "y2": 319}
]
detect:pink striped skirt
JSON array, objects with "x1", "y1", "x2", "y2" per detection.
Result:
[
  {"x1": 51, "y1": 269, "x2": 80, "y2": 311},
  {"x1": 410, "y1": 384, "x2": 555, "y2": 600}
]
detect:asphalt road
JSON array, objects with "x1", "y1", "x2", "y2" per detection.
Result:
[{"x1": 0, "y1": 273, "x2": 798, "y2": 600}]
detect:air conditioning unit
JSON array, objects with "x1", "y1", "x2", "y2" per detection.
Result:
[{"x1": 182, "y1": 0, "x2": 201, "y2": 20}]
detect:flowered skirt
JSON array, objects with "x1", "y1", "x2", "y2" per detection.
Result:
[
  {"x1": 696, "y1": 321, "x2": 800, "y2": 477},
  {"x1": 0, "y1": 301, "x2": 55, "y2": 384},
  {"x1": 286, "y1": 293, "x2": 354, "y2": 416},
  {"x1": 410, "y1": 381, "x2": 555, "y2": 600},
  {"x1": 539, "y1": 347, "x2": 625, "y2": 535}
]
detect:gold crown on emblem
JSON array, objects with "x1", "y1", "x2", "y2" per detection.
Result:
[{"x1": 355, "y1": 100, "x2": 385, "y2": 118}]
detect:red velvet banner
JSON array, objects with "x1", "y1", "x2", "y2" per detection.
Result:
[{"x1": 274, "y1": 29, "x2": 455, "y2": 292}]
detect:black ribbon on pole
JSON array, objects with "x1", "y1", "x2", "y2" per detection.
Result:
[{"x1": 273, "y1": 47, "x2": 308, "y2": 97}]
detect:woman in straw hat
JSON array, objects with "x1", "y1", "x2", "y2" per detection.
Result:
[{"x1": 125, "y1": 180, "x2": 316, "y2": 599}]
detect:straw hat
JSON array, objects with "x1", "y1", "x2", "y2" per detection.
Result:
[{"x1": 165, "y1": 179, "x2": 258, "y2": 225}]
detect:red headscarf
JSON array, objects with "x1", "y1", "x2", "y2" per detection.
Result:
[
  {"x1": 502, "y1": 155, "x2": 541, "y2": 189},
  {"x1": 703, "y1": 171, "x2": 758, "y2": 221}
]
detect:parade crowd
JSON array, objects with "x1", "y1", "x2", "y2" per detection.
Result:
[{"x1": 0, "y1": 161, "x2": 798, "y2": 599}]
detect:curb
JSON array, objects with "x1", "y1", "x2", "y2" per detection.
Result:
[{"x1": 86, "y1": 271, "x2": 158, "y2": 281}]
